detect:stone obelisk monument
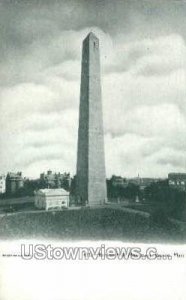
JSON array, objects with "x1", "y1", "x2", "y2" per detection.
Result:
[{"x1": 76, "y1": 32, "x2": 107, "y2": 206}]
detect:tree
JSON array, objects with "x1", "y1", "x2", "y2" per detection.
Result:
[{"x1": 143, "y1": 180, "x2": 186, "y2": 220}]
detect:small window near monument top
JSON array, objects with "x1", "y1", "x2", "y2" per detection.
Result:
[{"x1": 94, "y1": 41, "x2": 98, "y2": 49}]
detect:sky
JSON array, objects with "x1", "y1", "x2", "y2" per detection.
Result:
[{"x1": 1, "y1": 0, "x2": 186, "y2": 178}]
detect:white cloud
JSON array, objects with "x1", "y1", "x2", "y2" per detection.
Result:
[
  {"x1": 103, "y1": 34, "x2": 186, "y2": 75},
  {"x1": 1, "y1": 22, "x2": 186, "y2": 178}
]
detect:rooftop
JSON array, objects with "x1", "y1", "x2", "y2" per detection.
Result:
[{"x1": 36, "y1": 188, "x2": 69, "y2": 196}]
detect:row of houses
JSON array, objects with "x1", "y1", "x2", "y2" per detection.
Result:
[
  {"x1": 0, "y1": 170, "x2": 72, "y2": 196},
  {"x1": 109, "y1": 175, "x2": 161, "y2": 190},
  {"x1": 110, "y1": 173, "x2": 186, "y2": 192},
  {"x1": 168, "y1": 173, "x2": 186, "y2": 191},
  {"x1": 1, "y1": 171, "x2": 186, "y2": 197}
]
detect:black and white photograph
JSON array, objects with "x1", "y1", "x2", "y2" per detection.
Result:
[{"x1": 0, "y1": 1, "x2": 185, "y2": 299}]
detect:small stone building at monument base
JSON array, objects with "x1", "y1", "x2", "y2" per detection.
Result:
[{"x1": 35, "y1": 188, "x2": 69, "y2": 210}]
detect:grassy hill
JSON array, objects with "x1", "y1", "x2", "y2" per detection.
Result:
[{"x1": 0, "y1": 207, "x2": 185, "y2": 243}]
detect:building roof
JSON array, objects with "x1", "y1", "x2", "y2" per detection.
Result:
[
  {"x1": 36, "y1": 188, "x2": 69, "y2": 196},
  {"x1": 7, "y1": 172, "x2": 23, "y2": 179},
  {"x1": 168, "y1": 173, "x2": 186, "y2": 180}
]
